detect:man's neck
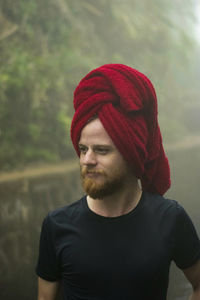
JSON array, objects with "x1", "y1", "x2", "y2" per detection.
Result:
[{"x1": 87, "y1": 181, "x2": 142, "y2": 218}]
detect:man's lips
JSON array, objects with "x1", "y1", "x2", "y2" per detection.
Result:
[
  {"x1": 81, "y1": 169, "x2": 105, "y2": 178},
  {"x1": 85, "y1": 171, "x2": 102, "y2": 178}
]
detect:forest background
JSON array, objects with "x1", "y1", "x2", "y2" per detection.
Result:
[{"x1": 0, "y1": 1, "x2": 200, "y2": 300}]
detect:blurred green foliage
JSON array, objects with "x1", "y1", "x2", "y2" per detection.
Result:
[{"x1": 0, "y1": 0, "x2": 200, "y2": 170}]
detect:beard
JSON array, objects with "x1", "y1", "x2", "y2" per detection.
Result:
[{"x1": 80, "y1": 166, "x2": 127, "y2": 199}]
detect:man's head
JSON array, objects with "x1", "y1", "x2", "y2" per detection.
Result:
[
  {"x1": 79, "y1": 117, "x2": 138, "y2": 199},
  {"x1": 71, "y1": 64, "x2": 170, "y2": 195}
]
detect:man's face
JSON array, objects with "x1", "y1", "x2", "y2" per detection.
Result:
[{"x1": 79, "y1": 118, "x2": 135, "y2": 199}]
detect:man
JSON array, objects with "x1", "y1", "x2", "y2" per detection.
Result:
[{"x1": 36, "y1": 64, "x2": 200, "y2": 300}]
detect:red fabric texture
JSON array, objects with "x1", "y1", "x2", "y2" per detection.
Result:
[{"x1": 71, "y1": 64, "x2": 170, "y2": 195}]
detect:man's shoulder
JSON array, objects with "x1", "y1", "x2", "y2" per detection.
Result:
[
  {"x1": 142, "y1": 192, "x2": 190, "y2": 231},
  {"x1": 144, "y1": 192, "x2": 182, "y2": 216},
  {"x1": 46, "y1": 195, "x2": 86, "y2": 225}
]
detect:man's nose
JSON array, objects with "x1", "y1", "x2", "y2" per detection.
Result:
[{"x1": 82, "y1": 150, "x2": 97, "y2": 165}]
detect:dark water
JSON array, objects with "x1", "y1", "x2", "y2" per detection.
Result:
[
  {"x1": 166, "y1": 147, "x2": 200, "y2": 300},
  {"x1": 0, "y1": 148, "x2": 199, "y2": 300},
  {"x1": 0, "y1": 169, "x2": 82, "y2": 300}
]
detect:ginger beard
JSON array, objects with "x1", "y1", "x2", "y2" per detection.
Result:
[{"x1": 80, "y1": 165, "x2": 129, "y2": 199}]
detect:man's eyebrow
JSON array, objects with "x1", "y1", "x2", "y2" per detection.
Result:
[
  {"x1": 93, "y1": 144, "x2": 111, "y2": 147},
  {"x1": 93, "y1": 144, "x2": 113, "y2": 149},
  {"x1": 78, "y1": 143, "x2": 112, "y2": 148}
]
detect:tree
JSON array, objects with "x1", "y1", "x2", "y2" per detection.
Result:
[{"x1": 0, "y1": 0, "x2": 199, "y2": 170}]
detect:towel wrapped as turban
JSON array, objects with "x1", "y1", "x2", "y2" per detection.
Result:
[{"x1": 71, "y1": 64, "x2": 170, "y2": 195}]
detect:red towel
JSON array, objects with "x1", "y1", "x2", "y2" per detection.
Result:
[{"x1": 71, "y1": 64, "x2": 170, "y2": 195}]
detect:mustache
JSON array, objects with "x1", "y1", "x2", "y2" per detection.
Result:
[{"x1": 81, "y1": 167, "x2": 106, "y2": 177}]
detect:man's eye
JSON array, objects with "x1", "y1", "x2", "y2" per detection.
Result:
[
  {"x1": 96, "y1": 148, "x2": 109, "y2": 154},
  {"x1": 79, "y1": 146, "x2": 87, "y2": 154}
]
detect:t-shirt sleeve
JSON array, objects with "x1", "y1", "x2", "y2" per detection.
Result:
[
  {"x1": 36, "y1": 214, "x2": 61, "y2": 281},
  {"x1": 172, "y1": 203, "x2": 200, "y2": 269}
]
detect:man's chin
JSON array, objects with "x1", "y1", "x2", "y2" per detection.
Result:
[
  {"x1": 82, "y1": 182, "x2": 119, "y2": 200},
  {"x1": 82, "y1": 179, "x2": 105, "y2": 199},
  {"x1": 81, "y1": 173, "x2": 125, "y2": 199}
]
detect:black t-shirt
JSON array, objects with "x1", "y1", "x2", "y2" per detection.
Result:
[{"x1": 36, "y1": 192, "x2": 200, "y2": 300}]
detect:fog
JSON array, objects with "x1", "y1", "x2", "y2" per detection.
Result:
[{"x1": 0, "y1": 1, "x2": 200, "y2": 299}]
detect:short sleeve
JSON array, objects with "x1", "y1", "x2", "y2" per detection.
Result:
[
  {"x1": 36, "y1": 214, "x2": 61, "y2": 281},
  {"x1": 172, "y1": 204, "x2": 200, "y2": 269}
]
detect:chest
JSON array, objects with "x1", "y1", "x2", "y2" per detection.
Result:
[{"x1": 56, "y1": 218, "x2": 172, "y2": 288}]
